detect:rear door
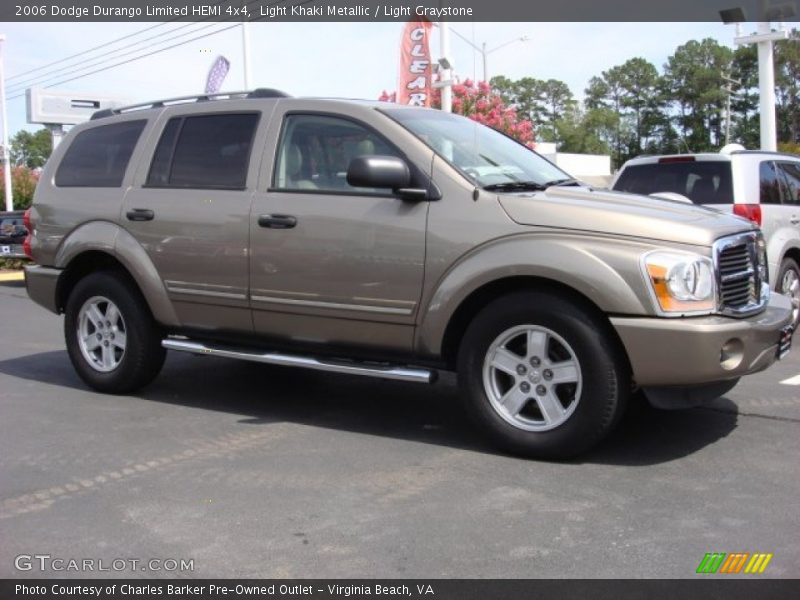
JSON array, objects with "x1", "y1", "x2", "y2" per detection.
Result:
[{"x1": 123, "y1": 109, "x2": 266, "y2": 332}]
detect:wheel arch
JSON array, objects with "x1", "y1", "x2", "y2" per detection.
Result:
[
  {"x1": 54, "y1": 221, "x2": 179, "y2": 327},
  {"x1": 437, "y1": 275, "x2": 632, "y2": 376}
]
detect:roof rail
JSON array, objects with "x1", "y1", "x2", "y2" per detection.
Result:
[{"x1": 90, "y1": 88, "x2": 291, "y2": 120}]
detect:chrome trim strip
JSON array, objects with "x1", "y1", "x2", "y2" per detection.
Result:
[
  {"x1": 168, "y1": 287, "x2": 247, "y2": 300},
  {"x1": 162, "y1": 339, "x2": 434, "y2": 384},
  {"x1": 250, "y1": 294, "x2": 414, "y2": 315}
]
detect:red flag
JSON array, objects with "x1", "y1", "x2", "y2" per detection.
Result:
[{"x1": 396, "y1": 19, "x2": 433, "y2": 106}]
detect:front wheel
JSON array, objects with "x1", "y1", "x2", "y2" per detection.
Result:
[
  {"x1": 457, "y1": 291, "x2": 629, "y2": 459},
  {"x1": 64, "y1": 271, "x2": 166, "y2": 394}
]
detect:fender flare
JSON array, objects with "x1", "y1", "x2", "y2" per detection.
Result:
[
  {"x1": 415, "y1": 234, "x2": 651, "y2": 357},
  {"x1": 55, "y1": 221, "x2": 180, "y2": 327}
]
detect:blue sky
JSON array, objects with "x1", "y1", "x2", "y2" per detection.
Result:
[{"x1": 0, "y1": 21, "x2": 791, "y2": 136}]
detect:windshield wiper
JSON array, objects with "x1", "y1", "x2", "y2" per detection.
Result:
[
  {"x1": 542, "y1": 178, "x2": 581, "y2": 188},
  {"x1": 483, "y1": 181, "x2": 547, "y2": 192}
]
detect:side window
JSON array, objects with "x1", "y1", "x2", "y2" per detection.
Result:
[
  {"x1": 273, "y1": 114, "x2": 402, "y2": 193},
  {"x1": 55, "y1": 120, "x2": 146, "y2": 187},
  {"x1": 146, "y1": 113, "x2": 260, "y2": 190},
  {"x1": 777, "y1": 162, "x2": 800, "y2": 205},
  {"x1": 759, "y1": 161, "x2": 782, "y2": 204}
]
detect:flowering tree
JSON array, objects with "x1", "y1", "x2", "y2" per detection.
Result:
[
  {"x1": 380, "y1": 79, "x2": 535, "y2": 147},
  {"x1": 0, "y1": 166, "x2": 40, "y2": 211}
]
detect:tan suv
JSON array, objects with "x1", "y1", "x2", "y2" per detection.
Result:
[{"x1": 23, "y1": 90, "x2": 795, "y2": 458}]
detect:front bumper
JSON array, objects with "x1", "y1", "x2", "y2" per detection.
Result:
[
  {"x1": 611, "y1": 292, "x2": 793, "y2": 387},
  {"x1": 24, "y1": 265, "x2": 61, "y2": 314}
]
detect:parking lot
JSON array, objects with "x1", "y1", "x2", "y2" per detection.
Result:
[{"x1": 1, "y1": 274, "x2": 798, "y2": 579}]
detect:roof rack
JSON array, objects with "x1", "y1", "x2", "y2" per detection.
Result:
[{"x1": 90, "y1": 88, "x2": 291, "y2": 120}]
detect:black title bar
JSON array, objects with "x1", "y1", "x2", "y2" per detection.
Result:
[
  {"x1": 3, "y1": 579, "x2": 800, "y2": 600},
  {"x1": 2, "y1": 0, "x2": 797, "y2": 22}
]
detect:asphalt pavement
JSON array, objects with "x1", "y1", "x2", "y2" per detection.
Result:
[{"x1": 1, "y1": 275, "x2": 798, "y2": 578}]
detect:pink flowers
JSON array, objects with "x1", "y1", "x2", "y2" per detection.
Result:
[{"x1": 379, "y1": 79, "x2": 535, "y2": 147}]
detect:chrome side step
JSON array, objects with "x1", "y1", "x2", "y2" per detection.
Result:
[{"x1": 161, "y1": 339, "x2": 436, "y2": 384}]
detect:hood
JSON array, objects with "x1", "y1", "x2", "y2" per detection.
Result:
[{"x1": 498, "y1": 186, "x2": 754, "y2": 247}]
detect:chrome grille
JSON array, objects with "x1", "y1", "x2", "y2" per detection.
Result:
[{"x1": 713, "y1": 232, "x2": 767, "y2": 316}]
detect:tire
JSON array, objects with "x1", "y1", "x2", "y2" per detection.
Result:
[
  {"x1": 457, "y1": 291, "x2": 629, "y2": 459},
  {"x1": 776, "y1": 257, "x2": 800, "y2": 327},
  {"x1": 64, "y1": 271, "x2": 166, "y2": 394}
]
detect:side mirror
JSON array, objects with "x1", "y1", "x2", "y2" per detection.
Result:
[
  {"x1": 347, "y1": 155, "x2": 430, "y2": 201},
  {"x1": 347, "y1": 155, "x2": 411, "y2": 190}
]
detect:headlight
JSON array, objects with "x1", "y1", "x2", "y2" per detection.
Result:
[
  {"x1": 757, "y1": 235, "x2": 770, "y2": 303},
  {"x1": 643, "y1": 251, "x2": 716, "y2": 314}
]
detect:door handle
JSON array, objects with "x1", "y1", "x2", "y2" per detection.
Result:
[
  {"x1": 126, "y1": 209, "x2": 155, "y2": 222},
  {"x1": 258, "y1": 214, "x2": 297, "y2": 229}
]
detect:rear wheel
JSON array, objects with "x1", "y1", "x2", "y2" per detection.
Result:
[
  {"x1": 64, "y1": 271, "x2": 166, "y2": 394},
  {"x1": 777, "y1": 257, "x2": 800, "y2": 327},
  {"x1": 457, "y1": 291, "x2": 629, "y2": 459}
]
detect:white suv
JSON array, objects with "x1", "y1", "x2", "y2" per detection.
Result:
[{"x1": 612, "y1": 147, "x2": 800, "y2": 324}]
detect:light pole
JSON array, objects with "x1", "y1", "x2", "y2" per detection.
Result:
[
  {"x1": 449, "y1": 29, "x2": 529, "y2": 82},
  {"x1": 732, "y1": 22, "x2": 788, "y2": 151},
  {"x1": 0, "y1": 34, "x2": 12, "y2": 211}
]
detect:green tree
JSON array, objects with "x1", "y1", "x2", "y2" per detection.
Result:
[
  {"x1": 662, "y1": 38, "x2": 733, "y2": 152},
  {"x1": 775, "y1": 28, "x2": 800, "y2": 144},
  {"x1": 556, "y1": 106, "x2": 619, "y2": 155},
  {"x1": 489, "y1": 76, "x2": 575, "y2": 145},
  {"x1": 585, "y1": 58, "x2": 663, "y2": 164},
  {"x1": 584, "y1": 68, "x2": 628, "y2": 164},
  {"x1": 729, "y1": 44, "x2": 760, "y2": 148},
  {"x1": 10, "y1": 129, "x2": 53, "y2": 169}
]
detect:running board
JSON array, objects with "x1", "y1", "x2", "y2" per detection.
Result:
[{"x1": 161, "y1": 339, "x2": 436, "y2": 384}]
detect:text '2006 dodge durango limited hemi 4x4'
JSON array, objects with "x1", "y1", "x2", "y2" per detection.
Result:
[{"x1": 23, "y1": 90, "x2": 795, "y2": 458}]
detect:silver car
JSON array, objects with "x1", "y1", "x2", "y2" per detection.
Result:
[{"x1": 612, "y1": 147, "x2": 800, "y2": 324}]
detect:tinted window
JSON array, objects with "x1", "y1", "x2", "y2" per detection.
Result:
[
  {"x1": 777, "y1": 161, "x2": 800, "y2": 205},
  {"x1": 760, "y1": 161, "x2": 782, "y2": 204},
  {"x1": 0, "y1": 215, "x2": 26, "y2": 241},
  {"x1": 147, "y1": 113, "x2": 259, "y2": 189},
  {"x1": 613, "y1": 161, "x2": 733, "y2": 205},
  {"x1": 273, "y1": 114, "x2": 402, "y2": 193},
  {"x1": 55, "y1": 120, "x2": 145, "y2": 187}
]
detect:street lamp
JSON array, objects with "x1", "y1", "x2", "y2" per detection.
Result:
[
  {"x1": 720, "y1": 5, "x2": 791, "y2": 151},
  {"x1": 449, "y1": 29, "x2": 530, "y2": 82},
  {"x1": 0, "y1": 34, "x2": 12, "y2": 211}
]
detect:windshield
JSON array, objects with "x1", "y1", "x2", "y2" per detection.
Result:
[{"x1": 382, "y1": 108, "x2": 571, "y2": 191}]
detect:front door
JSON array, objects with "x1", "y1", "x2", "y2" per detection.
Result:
[{"x1": 249, "y1": 111, "x2": 430, "y2": 353}]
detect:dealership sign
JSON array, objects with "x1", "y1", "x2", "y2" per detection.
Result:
[{"x1": 396, "y1": 19, "x2": 433, "y2": 106}]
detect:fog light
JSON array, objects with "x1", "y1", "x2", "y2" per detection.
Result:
[{"x1": 720, "y1": 339, "x2": 744, "y2": 370}]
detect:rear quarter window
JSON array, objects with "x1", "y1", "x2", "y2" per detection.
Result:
[
  {"x1": 614, "y1": 161, "x2": 733, "y2": 205},
  {"x1": 55, "y1": 120, "x2": 146, "y2": 187}
]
